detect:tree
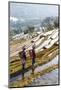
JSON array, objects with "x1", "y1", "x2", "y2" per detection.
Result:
[
  {"x1": 54, "y1": 17, "x2": 59, "y2": 28},
  {"x1": 24, "y1": 29, "x2": 28, "y2": 34},
  {"x1": 28, "y1": 26, "x2": 34, "y2": 33},
  {"x1": 41, "y1": 17, "x2": 54, "y2": 31}
]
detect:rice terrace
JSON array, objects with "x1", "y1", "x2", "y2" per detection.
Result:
[{"x1": 9, "y1": 2, "x2": 60, "y2": 88}]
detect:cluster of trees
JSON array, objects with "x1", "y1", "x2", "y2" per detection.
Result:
[
  {"x1": 24, "y1": 26, "x2": 34, "y2": 34},
  {"x1": 54, "y1": 17, "x2": 59, "y2": 28},
  {"x1": 10, "y1": 16, "x2": 59, "y2": 41},
  {"x1": 41, "y1": 16, "x2": 59, "y2": 31}
]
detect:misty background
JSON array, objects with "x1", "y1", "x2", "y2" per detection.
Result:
[{"x1": 10, "y1": 3, "x2": 59, "y2": 39}]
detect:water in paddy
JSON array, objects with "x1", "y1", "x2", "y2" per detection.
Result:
[
  {"x1": 10, "y1": 55, "x2": 59, "y2": 86},
  {"x1": 28, "y1": 69, "x2": 59, "y2": 86}
]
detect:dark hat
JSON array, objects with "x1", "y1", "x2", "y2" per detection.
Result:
[{"x1": 31, "y1": 40, "x2": 34, "y2": 43}]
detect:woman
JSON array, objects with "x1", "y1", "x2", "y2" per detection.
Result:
[
  {"x1": 29, "y1": 44, "x2": 36, "y2": 74},
  {"x1": 19, "y1": 46, "x2": 26, "y2": 79}
]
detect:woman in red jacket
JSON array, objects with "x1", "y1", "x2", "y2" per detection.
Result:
[
  {"x1": 29, "y1": 44, "x2": 36, "y2": 74},
  {"x1": 19, "y1": 46, "x2": 26, "y2": 79}
]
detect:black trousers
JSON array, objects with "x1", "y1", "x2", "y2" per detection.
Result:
[
  {"x1": 22, "y1": 64, "x2": 25, "y2": 79},
  {"x1": 32, "y1": 58, "x2": 35, "y2": 65},
  {"x1": 32, "y1": 58, "x2": 35, "y2": 74}
]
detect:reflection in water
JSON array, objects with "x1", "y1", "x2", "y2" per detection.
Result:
[
  {"x1": 28, "y1": 69, "x2": 58, "y2": 86},
  {"x1": 10, "y1": 55, "x2": 58, "y2": 86}
]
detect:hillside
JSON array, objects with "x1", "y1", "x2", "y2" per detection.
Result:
[{"x1": 9, "y1": 28, "x2": 59, "y2": 87}]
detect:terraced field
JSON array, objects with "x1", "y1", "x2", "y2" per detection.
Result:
[
  {"x1": 9, "y1": 44, "x2": 59, "y2": 75},
  {"x1": 9, "y1": 29, "x2": 59, "y2": 87}
]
